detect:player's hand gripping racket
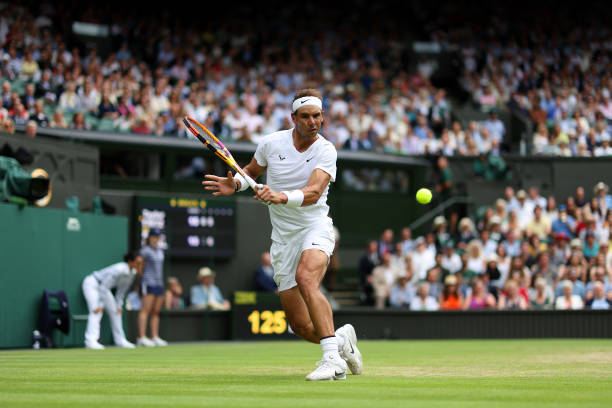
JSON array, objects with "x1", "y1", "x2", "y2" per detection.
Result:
[{"x1": 183, "y1": 116, "x2": 268, "y2": 202}]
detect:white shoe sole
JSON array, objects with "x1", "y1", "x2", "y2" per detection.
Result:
[
  {"x1": 306, "y1": 372, "x2": 347, "y2": 381},
  {"x1": 341, "y1": 324, "x2": 363, "y2": 375}
]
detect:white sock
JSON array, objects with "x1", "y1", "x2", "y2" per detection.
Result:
[{"x1": 320, "y1": 336, "x2": 341, "y2": 360}]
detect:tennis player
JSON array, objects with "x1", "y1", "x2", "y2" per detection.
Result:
[{"x1": 203, "y1": 89, "x2": 362, "y2": 381}]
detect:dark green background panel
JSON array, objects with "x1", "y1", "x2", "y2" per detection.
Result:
[{"x1": 0, "y1": 203, "x2": 127, "y2": 348}]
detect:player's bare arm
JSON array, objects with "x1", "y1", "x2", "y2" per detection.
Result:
[
  {"x1": 255, "y1": 168, "x2": 330, "y2": 206},
  {"x1": 202, "y1": 157, "x2": 266, "y2": 197}
]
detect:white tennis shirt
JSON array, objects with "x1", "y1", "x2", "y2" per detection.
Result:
[
  {"x1": 92, "y1": 262, "x2": 138, "y2": 306},
  {"x1": 254, "y1": 128, "x2": 337, "y2": 241}
]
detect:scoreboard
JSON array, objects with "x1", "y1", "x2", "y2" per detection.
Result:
[
  {"x1": 135, "y1": 196, "x2": 235, "y2": 257},
  {"x1": 232, "y1": 291, "x2": 294, "y2": 340}
]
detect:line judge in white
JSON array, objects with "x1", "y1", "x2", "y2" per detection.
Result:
[
  {"x1": 81, "y1": 252, "x2": 143, "y2": 349},
  {"x1": 203, "y1": 88, "x2": 363, "y2": 381}
]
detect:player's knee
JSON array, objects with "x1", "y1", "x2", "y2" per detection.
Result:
[{"x1": 295, "y1": 268, "x2": 317, "y2": 290}]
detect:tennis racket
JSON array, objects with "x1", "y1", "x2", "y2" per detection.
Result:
[{"x1": 183, "y1": 116, "x2": 260, "y2": 190}]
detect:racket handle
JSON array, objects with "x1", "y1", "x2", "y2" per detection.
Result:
[{"x1": 243, "y1": 173, "x2": 259, "y2": 190}]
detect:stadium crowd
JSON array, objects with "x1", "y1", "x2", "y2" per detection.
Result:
[
  {"x1": 359, "y1": 182, "x2": 612, "y2": 311},
  {"x1": 421, "y1": 2, "x2": 612, "y2": 157},
  {"x1": 1, "y1": 2, "x2": 506, "y2": 157}
]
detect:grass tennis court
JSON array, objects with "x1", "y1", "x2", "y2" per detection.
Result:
[{"x1": 1, "y1": 339, "x2": 611, "y2": 408}]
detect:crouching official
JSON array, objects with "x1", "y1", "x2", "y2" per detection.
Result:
[{"x1": 82, "y1": 252, "x2": 144, "y2": 349}]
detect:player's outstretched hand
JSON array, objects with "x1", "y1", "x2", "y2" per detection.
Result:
[
  {"x1": 202, "y1": 171, "x2": 236, "y2": 196},
  {"x1": 254, "y1": 184, "x2": 285, "y2": 205}
]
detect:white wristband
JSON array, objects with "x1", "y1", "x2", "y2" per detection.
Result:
[
  {"x1": 282, "y1": 190, "x2": 304, "y2": 208},
  {"x1": 234, "y1": 173, "x2": 249, "y2": 192}
]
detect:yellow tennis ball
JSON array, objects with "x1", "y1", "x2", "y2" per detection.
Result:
[{"x1": 416, "y1": 188, "x2": 432, "y2": 204}]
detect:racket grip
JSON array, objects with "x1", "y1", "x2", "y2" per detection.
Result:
[{"x1": 243, "y1": 174, "x2": 259, "y2": 190}]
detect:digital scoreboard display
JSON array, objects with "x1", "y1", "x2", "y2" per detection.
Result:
[{"x1": 135, "y1": 196, "x2": 235, "y2": 258}]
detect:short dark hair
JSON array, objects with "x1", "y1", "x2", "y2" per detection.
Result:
[
  {"x1": 124, "y1": 251, "x2": 139, "y2": 263},
  {"x1": 292, "y1": 88, "x2": 322, "y2": 103}
]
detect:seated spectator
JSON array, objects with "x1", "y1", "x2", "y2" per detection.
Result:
[
  {"x1": 21, "y1": 83, "x2": 37, "y2": 111},
  {"x1": 49, "y1": 109, "x2": 68, "y2": 128},
  {"x1": 424, "y1": 264, "x2": 444, "y2": 299},
  {"x1": 465, "y1": 239, "x2": 485, "y2": 275},
  {"x1": 473, "y1": 153, "x2": 508, "y2": 181},
  {"x1": 29, "y1": 100, "x2": 49, "y2": 127},
  {"x1": 1, "y1": 81, "x2": 12, "y2": 109},
  {"x1": 132, "y1": 115, "x2": 154, "y2": 135},
  {"x1": 189, "y1": 267, "x2": 230, "y2": 310},
  {"x1": 498, "y1": 279, "x2": 528, "y2": 310},
  {"x1": 358, "y1": 240, "x2": 379, "y2": 305},
  {"x1": 525, "y1": 206, "x2": 551, "y2": 240},
  {"x1": 593, "y1": 182, "x2": 612, "y2": 215},
  {"x1": 11, "y1": 102, "x2": 29, "y2": 126},
  {"x1": 164, "y1": 277, "x2": 185, "y2": 310},
  {"x1": 390, "y1": 242, "x2": 407, "y2": 272},
  {"x1": 409, "y1": 282, "x2": 439, "y2": 311},
  {"x1": 441, "y1": 241, "x2": 462, "y2": 275},
  {"x1": 463, "y1": 277, "x2": 496, "y2": 310},
  {"x1": 399, "y1": 227, "x2": 415, "y2": 254},
  {"x1": 58, "y1": 82, "x2": 80, "y2": 113},
  {"x1": 372, "y1": 251, "x2": 400, "y2": 309},
  {"x1": 455, "y1": 217, "x2": 476, "y2": 250},
  {"x1": 71, "y1": 112, "x2": 91, "y2": 130},
  {"x1": 583, "y1": 231, "x2": 599, "y2": 261},
  {"x1": 254, "y1": 252, "x2": 277, "y2": 293},
  {"x1": 484, "y1": 253, "x2": 504, "y2": 294},
  {"x1": 556, "y1": 261, "x2": 587, "y2": 299},
  {"x1": 585, "y1": 267, "x2": 612, "y2": 301},
  {"x1": 530, "y1": 252, "x2": 559, "y2": 289},
  {"x1": 585, "y1": 282, "x2": 612, "y2": 310},
  {"x1": 2, "y1": 118, "x2": 15, "y2": 133},
  {"x1": 389, "y1": 271, "x2": 415, "y2": 308},
  {"x1": 439, "y1": 274, "x2": 462, "y2": 310},
  {"x1": 554, "y1": 280, "x2": 583, "y2": 310},
  {"x1": 98, "y1": 92, "x2": 119, "y2": 119},
  {"x1": 529, "y1": 277, "x2": 553, "y2": 310},
  {"x1": 411, "y1": 236, "x2": 436, "y2": 280},
  {"x1": 432, "y1": 216, "x2": 451, "y2": 250},
  {"x1": 478, "y1": 228, "x2": 498, "y2": 257},
  {"x1": 25, "y1": 121, "x2": 37, "y2": 138},
  {"x1": 378, "y1": 228, "x2": 395, "y2": 258}
]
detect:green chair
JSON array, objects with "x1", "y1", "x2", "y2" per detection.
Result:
[
  {"x1": 11, "y1": 79, "x2": 27, "y2": 95},
  {"x1": 97, "y1": 118, "x2": 116, "y2": 132},
  {"x1": 85, "y1": 113, "x2": 99, "y2": 129}
]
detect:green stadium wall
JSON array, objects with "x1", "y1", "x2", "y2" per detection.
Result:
[{"x1": 0, "y1": 202, "x2": 127, "y2": 348}]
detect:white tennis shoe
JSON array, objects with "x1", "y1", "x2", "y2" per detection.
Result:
[
  {"x1": 306, "y1": 354, "x2": 347, "y2": 381},
  {"x1": 85, "y1": 341, "x2": 105, "y2": 350},
  {"x1": 336, "y1": 324, "x2": 363, "y2": 375},
  {"x1": 151, "y1": 336, "x2": 168, "y2": 347},
  {"x1": 136, "y1": 336, "x2": 156, "y2": 347},
  {"x1": 118, "y1": 340, "x2": 136, "y2": 349}
]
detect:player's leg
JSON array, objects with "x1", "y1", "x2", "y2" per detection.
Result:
[
  {"x1": 103, "y1": 291, "x2": 134, "y2": 348},
  {"x1": 295, "y1": 249, "x2": 335, "y2": 339},
  {"x1": 149, "y1": 295, "x2": 167, "y2": 346},
  {"x1": 296, "y1": 249, "x2": 347, "y2": 381},
  {"x1": 279, "y1": 286, "x2": 318, "y2": 343},
  {"x1": 137, "y1": 291, "x2": 156, "y2": 346},
  {"x1": 82, "y1": 276, "x2": 104, "y2": 349}
]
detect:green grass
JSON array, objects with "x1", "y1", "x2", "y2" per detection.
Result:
[{"x1": 1, "y1": 339, "x2": 612, "y2": 408}]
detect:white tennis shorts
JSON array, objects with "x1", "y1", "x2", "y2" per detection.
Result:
[{"x1": 270, "y1": 219, "x2": 336, "y2": 292}]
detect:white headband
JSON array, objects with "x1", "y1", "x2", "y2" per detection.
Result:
[{"x1": 292, "y1": 96, "x2": 322, "y2": 113}]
